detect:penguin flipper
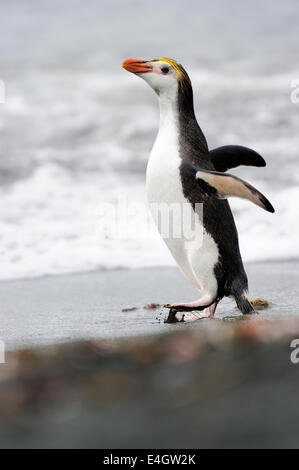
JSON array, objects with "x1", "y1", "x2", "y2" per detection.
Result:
[
  {"x1": 193, "y1": 167, "x2": 275, "y2": 213},
  {"x1": 210, "y1": 145, "x2": 266, "y2": 172}
]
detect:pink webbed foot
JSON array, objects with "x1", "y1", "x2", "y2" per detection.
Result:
[
  {"x1": 165, "y1": 295, "x2": 214, "y2": 312},
  {"x1": 164, "y1": 296, "x2": 218, "y2": 323},
  {"x1": 183, "y1": 302, "x2": 218, "y2": 322}
]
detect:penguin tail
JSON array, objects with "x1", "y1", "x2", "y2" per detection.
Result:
[
  {"x1": 234, "y1": 292, "x2": 254, "y2": 314},
  {"x1": 230, "y1": 278, "x2": 254, "y2": 314}
]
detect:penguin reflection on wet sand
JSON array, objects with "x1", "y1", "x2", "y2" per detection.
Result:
[{"x1": 122, "y1": 58, "x2": 274, "y2": 323}]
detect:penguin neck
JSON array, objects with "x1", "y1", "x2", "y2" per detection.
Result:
[
  {"x1": 158, "y1": 90, "x2": 180, "y2": 134},
  {"x1": 158, "y1": 85, "x2": 195, "y2": 128},
  {"x1": 158, "y1": 84, "x2": 208, "y2": 155}
]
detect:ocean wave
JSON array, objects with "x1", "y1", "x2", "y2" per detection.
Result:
[{"x1": 0, "y1": 164, "x2": 297, "y2": 281}]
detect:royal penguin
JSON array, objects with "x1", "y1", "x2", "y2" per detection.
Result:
[{"x1": 122, "y1": 58, "x2": 274, "y2": 322}]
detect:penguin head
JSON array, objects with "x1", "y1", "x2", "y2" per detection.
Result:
[{"x1": 122, "y1": 58, "x2": 191, "y2": 98}]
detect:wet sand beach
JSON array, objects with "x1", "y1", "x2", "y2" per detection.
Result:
[{"x1": 0, "y1": 260, "x2": 298, "y2": 350}]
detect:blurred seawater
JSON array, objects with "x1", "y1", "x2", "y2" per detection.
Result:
[{"x1": 0, "y1": 0, "x2": 298, "y2": 280}]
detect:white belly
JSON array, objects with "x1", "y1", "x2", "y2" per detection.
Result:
[{"x1": 146, "y1": 133, "x2": 219, "y2": 298}]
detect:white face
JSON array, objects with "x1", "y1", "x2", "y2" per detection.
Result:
[{"x1": 139, "y1": 60, "x2": 179, "y2": 98}]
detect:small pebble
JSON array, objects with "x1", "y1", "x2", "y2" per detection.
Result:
[{"x1": 144, "y1": 303, "x2": 161, "y2": 310}]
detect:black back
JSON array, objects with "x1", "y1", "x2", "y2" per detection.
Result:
[{"x1": 176, "y1": 79, "x2": 248, "y2": 299}]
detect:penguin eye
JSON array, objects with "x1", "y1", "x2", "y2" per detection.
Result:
[{"x1": 161, "y1": 67, "x2": 170, "y2": 74}]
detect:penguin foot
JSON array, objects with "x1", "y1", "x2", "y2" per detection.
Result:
[
  {"x1": 164, "y1": 295, "x2": 214, "y2": 312},
  {"x1": 183, "y1": 302, "x2": 217, "y2": 321},
  {"x1": 164, "y1": 302, "x2": 218, "y2": 323}
]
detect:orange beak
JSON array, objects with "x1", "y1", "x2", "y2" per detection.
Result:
[{"x1": 122, "y1": 58, "x2": 152, "y2": 74}]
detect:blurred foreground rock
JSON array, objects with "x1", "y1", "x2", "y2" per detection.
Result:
[{"x1": 1, "y1": 316, "x2": 299, "y2": 448}]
